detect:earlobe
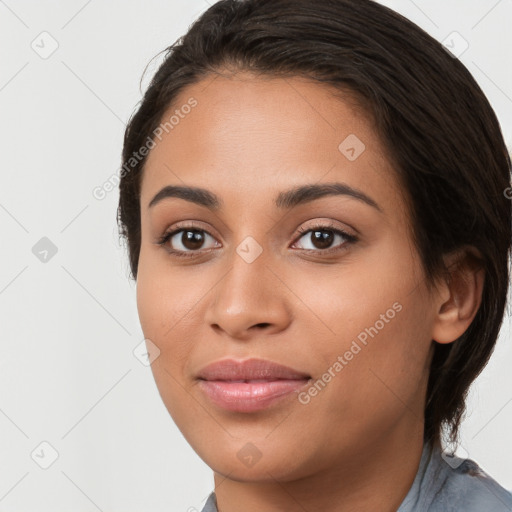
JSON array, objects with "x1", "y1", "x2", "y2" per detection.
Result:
[{"x1": 431, "y1": 247, "x2": 485, "y2": 344}]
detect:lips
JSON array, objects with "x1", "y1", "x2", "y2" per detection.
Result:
[
  {"x1": 197, "y1": 358, "x2": 311, "y2": 381},
  {"x1": 196, "y1": 358, "x2": 311, "y2": 413}
]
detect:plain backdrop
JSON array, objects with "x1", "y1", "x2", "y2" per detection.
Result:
[{"x1": 0, "y1": 1, "x2": 511, "y2": 510}]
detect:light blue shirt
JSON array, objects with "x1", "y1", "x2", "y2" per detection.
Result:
[{"x1": 200, "y1": 443, "x2": 512, "y2": 511}]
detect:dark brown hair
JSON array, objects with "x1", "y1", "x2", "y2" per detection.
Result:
[{"x1": 117, "y1": 0, "x2": 512, "y2": 449}]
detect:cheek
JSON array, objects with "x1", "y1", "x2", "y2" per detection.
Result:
[
  {"x1": 135, "y1": 257, "x2": 199, "y2": 424},
  {"x1": 288, "y1": 244, "x2": 431, "y2": 354},
  {"x1": 290, "y1": 247, "x2": 434, "y2": 428},
  {"x1": 136, "y1": 247, "x2": 197, "y2": 337},
  {"x1": 135, "y1": 251, "x2": 195, "y2": 375}
]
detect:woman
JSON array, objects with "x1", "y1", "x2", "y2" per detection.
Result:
[{"x1": 117, "y1": 0, "x2": 512, "y2": 510}]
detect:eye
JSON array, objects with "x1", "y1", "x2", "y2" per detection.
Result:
[
  {"x1": 292, "y1": 222, "x2": 357, "y2": 253},
  {"x1": 156, "y1": 225, "x2": 219, "y2": 258}
]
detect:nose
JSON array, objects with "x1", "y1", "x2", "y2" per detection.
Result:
[{"x1": 203, "y1": 244, "x2": 292, "y2": 341}]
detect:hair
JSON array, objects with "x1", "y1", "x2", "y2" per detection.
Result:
[{"x1": 117, "y1": 0, "x2": 512, "y2": 450}]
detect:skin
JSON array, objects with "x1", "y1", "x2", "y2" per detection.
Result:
[{"x1": 136, "y1": 71, "x2": 484, "y2": 512}]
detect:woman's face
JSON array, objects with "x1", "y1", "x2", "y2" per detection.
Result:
[{"x1": 136, "y1": 72, "x2": 439, "y2": 481}]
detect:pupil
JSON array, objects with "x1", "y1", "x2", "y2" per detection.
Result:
[{"x1": 312, "y1": 230, "x2": 333, "y2": 249}]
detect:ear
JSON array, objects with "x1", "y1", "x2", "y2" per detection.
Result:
[{"x1": 431, "y1": 246, "x2": 485, "y2": 344}]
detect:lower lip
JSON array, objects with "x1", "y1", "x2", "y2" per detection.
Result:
[{"x1": 198, "y1": 379, "x2": 310, "y2": 412}]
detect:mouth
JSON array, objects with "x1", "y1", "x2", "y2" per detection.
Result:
[{"x1": 196, "y1": 358, "x2": 312, "y2": 413}]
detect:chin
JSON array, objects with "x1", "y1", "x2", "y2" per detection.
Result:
[{"x1": 193, "y1": 440, "x2": 317, "y2": 483}]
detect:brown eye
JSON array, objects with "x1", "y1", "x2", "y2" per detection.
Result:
[
  {"x1": 158, "y1": 227, "x2": 220, "y2": 256},
  {"x1": 293, "y1": 224, "x2": 357, "y2": 253},
  {"x1": 308, "y1": 230, "x2": 335, "y2": 250},
  {"x1": 178, "y1": 230, "x2": 208, "y2": 251}
]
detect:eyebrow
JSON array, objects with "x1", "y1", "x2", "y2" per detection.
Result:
[{"x1": 148, "y1": 182, "x2": 382, "y2": 212}]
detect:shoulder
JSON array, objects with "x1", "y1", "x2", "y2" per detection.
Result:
[
  {"x1": 439, "y1": 454, "x2": 512, "y2": 511},
  {"x1": 199, "y1": 492, "x2": 218, "y2": 512},
  {"x1": 400, "y1": 444, "x2": 512, "y2": 512}
]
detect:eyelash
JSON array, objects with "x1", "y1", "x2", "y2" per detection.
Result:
[{"x1": 156, "y1": 221, "x2": 358, "y2": 259}]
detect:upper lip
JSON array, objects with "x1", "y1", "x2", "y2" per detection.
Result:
[{"x1": 197, "y1": 358, "x2": 311, "y2": 381}]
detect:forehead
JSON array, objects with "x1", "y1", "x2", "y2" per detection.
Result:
[{"x1": 140, "y1": 72, "x2": 401, "y2": 213}]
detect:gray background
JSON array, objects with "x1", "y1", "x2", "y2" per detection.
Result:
[{"x1": 1, "y1": 0, "x2": 511, "y2": 510}]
